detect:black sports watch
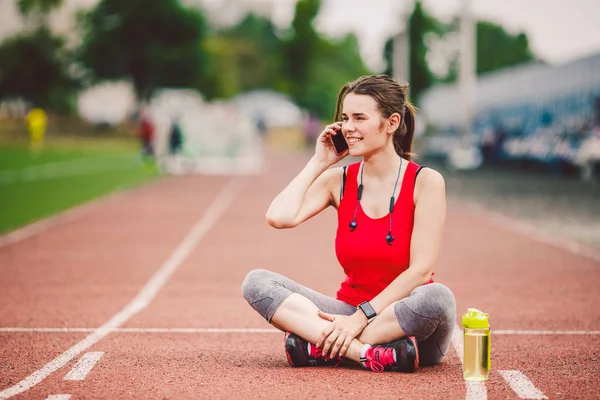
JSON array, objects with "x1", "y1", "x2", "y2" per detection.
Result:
[{"x1": 358, "y1": 301, "x2": 377, "y2": 320}]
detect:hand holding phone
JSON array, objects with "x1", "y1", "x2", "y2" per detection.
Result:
[
  {"x1": 314, "y1": 122, "x2": 348, "y2": 166},
  {"x1": 330, "y1": 128, "x2": 348, "y2": 156}
]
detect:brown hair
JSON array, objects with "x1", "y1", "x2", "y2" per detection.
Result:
[{"x1": 333, "y1": 74, "x2": 417, "y2": 159}]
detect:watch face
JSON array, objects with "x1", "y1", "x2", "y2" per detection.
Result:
[{"x1": 360, "y1": 302, "x2": 376, "y2": 319}]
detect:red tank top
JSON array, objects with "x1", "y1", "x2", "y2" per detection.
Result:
[{"x1": 335, "y1": 160, "x2": 434, "y2": 306}]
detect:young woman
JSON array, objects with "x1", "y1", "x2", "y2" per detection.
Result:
[{"x1": 242, "y1": 75, "x2": 456, "y2": 373}]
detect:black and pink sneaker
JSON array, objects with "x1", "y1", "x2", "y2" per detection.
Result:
[
  {"x1": 284, "y1": 332, "x2": 342, "y2": 367},
  {"x1": 361, "y1": 336, "x2": 419, "y2": 373}
]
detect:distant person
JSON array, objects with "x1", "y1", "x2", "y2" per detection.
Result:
[
  {"x1": 255, "y1": 116, "x2": 267, "y2": 139},
  {"x1": 168, "y1": 118, "x2": 184, "y2": 155},
  {"x1": 138, "y1": 111, "x2": 155, "y2": 159},
  {"x1": 480, "y1": 128, "x2": 496, "y2": 164},
  {"x1": 594, "y1": 96, "x2": 600, "y2": 127},
  {"x1": 26, "y1": 108, "x2": 47, "y2": 153},
  {"x1": 251, "y1": 114, "x2": 268, "y2": 153},
  {"x1": 242, "y1": 75, "x2": 456, "y2": 373}
]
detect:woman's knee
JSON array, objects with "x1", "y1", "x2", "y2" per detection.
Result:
[
  {"x1": 242, "y1": 269, "x2": 273, "y2": 303},
  {"x1": 421, "y1": 283, "x2": 456, "y2": 320},
  {"x1": 398, "y1": 283, "x2": 456, "y2": 324},
  {"x1": 241, "y1": 269, "x2": 294, "y2": 322},
  {"x1": 241, "y1": 269, "x2": 276, "y2": 303}
]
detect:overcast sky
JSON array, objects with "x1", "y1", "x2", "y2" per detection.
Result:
[{"x1": 1, "y1": 0, "x2": 599, "y2": 72}]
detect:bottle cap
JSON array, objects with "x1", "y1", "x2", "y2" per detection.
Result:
[{"x1": 462, "y1": 308, "x2": 489, "y2": 329}]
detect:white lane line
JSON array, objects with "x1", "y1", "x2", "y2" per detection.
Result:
[
  {"x1": 4, "y1": 327, "x2": 598, "y2": 335},
  {"x1": 0, "y1": 177, "x2": 245, "y2": 400},
  {"x1": 451, "y1": 325, "x2": 465, "y2": 364},
  {"x1": 451, "y1": 326, "x2": 487, "y2": 400},
  {"x1": 45, "y1": 395, "x2": 71, "y2": 400},
  {"x1": 493, "y1": 330, "x2": 600, "y2": 335},
  {"x1": 0, "y1": 327, "x2": 280, "y2": 333},
  {"x1": 106, "y1": 328, "x2": 279, "y2": 333},
  {"x1": 498, "y1": 370, "x2": 548, "y2": 399},
  {"x1": 466, "y1": 382, "x2": 487, "y2": 400},
  {"x1": 63, "y1": 352, "x2": 104, "y2": 381},
  {"x1": 457, "y1": 201, "x2": 600, "y2": 263}
]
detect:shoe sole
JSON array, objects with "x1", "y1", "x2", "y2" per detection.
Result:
[
  {"x1": 283, "y1": 332, "x2": 297, "y2": 368},
  {"x1": 284, "y1": 332, "x2": 296, "y2": 367}
]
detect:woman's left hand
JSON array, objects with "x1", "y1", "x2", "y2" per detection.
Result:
[{"x1": 316, "y1": 310, "x2": 368, "y2": 358}]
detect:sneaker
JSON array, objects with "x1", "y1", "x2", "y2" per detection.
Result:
[
  {"x1": 361, "y1": 336, "x2": 419, "y2": 373},
  {"x1": 284, "y1": 332, "x2": 342, "y2": 367}
]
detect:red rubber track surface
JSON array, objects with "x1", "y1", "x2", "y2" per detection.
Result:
[{"x1": 1, "y1": 152, "x2": 598, "y2": 399}]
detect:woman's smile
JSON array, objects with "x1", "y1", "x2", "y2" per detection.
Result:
[{"x1": 347, "y1": 136, "x2": 363, "y2": 146}]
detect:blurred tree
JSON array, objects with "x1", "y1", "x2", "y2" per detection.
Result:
[
  {"x1": 202, "y1": 13, "x2": 286, "y2": 99},
  {"x1": 76, "y1": 0, "x2": 209, "y2": 101},
  {"x1": 305, "y1": 33, "x2": 371, "y2": 120},
  {"x1": 201, "y1": 36, "x2": 242, "y2": 100},
  {"x1": 407, "y1": 0, "x2": 443, "y2": 104},
  {"x1": 16, "y1": 0, "x2": 63, "y2": 28},
  {"x1": 383, "y1": 37, "x2": 394, "y2": 77},
  {"x1": 0, "y1": 27, "x2": 78, "y2": 112},
  {"x1": 475, "y1": 22, "x2": 534, "y2": 75},
  {"x1": 435, "y1": 18, "x2": 535, "y2": 83},
  {"x1": 384, "y1": 5, "x2": 536, "y2": 97},
  {"x1": 282, "y1": 0, "x2": 321, "y2": 108},
  {"x1": 17, "y1": 0, "x2": 62, "y2": 15},
  {"x1": 278, "y1": 0, "x2": 373, "y2": 119}
]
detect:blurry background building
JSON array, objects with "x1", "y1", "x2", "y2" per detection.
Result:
[{"x1": 420, "y1": 53, "x2": 600, "y2": 178}]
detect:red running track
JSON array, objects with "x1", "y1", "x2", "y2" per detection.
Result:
[{"x1": 0, "y1": 152, "x2": 598, "y2": 399}]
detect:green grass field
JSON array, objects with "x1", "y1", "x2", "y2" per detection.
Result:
[{"x1": 0, "y1": 137, "x2": 161, "y2": 235}]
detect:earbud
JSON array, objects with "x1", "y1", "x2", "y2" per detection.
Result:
[
  {"x1": 349, "y1": 220, "x2": 357, "y2": 231},
  {"x1": 386, "y1": 232, "x2": 395, "y2": 245}
]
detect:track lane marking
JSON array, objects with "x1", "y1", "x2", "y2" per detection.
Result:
[
  {"x1": 451, "y1": 325, "x2": 488, "y2": 400},
  {"x1": 492, "y1": 330, "x2": 600, "y2": 335},
  {"x1": 0, "y1": 328, "x2": 281, "y2": 333},
  {"x1": 0, "y1": 177, "x2": 245, "y2": 400},
  {"x1": 2, "y1": 327, "x2": 598, "y2": 334},
  {"x1": 498, "y1": 370, "x2": 548, "y2": 399},
  {"x1": 45, "y1": 395, "x2": 71, "y2": 400},
  {"x1": 63, "y1": 352, "x2": 104, "y2": 381},
  {"x1": 452, "y1": 326, "x2": 549, "y2": 400}
]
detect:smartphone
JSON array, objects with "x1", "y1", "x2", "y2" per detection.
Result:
[{"x1": 330, "y1": 129, "x2": 348, "y2": 156}]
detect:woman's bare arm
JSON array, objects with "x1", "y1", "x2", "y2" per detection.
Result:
[{"x1": 266, "y1": 158, "x2": 341, "y2": 229}]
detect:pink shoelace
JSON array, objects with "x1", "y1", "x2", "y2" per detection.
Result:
[
  {"x1": 365, "y1": 347, "x2": 396, "y2": 372},
  {"x1": 310, "y1": 344, "x2": 342, "y2": 365}
]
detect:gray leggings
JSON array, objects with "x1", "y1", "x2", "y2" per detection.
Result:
[{"x1": 241, "y1": 269, "x2": 457, "y2": 366}]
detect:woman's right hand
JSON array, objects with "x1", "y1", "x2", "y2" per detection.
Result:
[{"x1": 314, "y1": 122, "x2": 348, "y2": 166}]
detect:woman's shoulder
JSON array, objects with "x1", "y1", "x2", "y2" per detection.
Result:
[
  {"x1": 412, "y1": 164, "x2": 445, "y2": 199},
  {"x1": 322, "y1": 161, "x2": 361, "y2": 208},
  {"x1": 320, "y1": 164, "x2": 347, "y2": 188},
  {"x1": 327, "y1": 160, "x2": 361, "y2": 179}
]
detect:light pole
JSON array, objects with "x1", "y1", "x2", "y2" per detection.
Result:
[{"x1": 459, "y1": 0, "x2": 476, "y2": 141}]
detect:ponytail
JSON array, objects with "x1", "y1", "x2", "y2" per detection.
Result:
[{"x1": 393, "y1": 100, "x2": 417, "y2": 160}]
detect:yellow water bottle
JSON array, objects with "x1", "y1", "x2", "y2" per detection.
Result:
[{"x1": 462, "y1": 308, "x2": 491, "y2": 381}]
